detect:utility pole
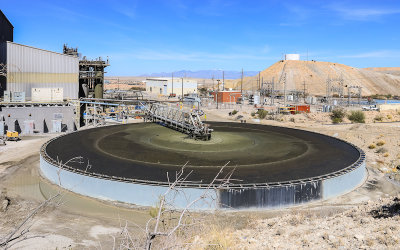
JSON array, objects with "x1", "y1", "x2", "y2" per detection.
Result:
[
  {"x1": 326, "y1": 77, "x2": 331, "y2": 105},
  {"x1": 348, "y1": 87, "x2": 351, "y2": 106},
  {"x1": 283, "y1": 73, "x2": 287, "y2": 107},
  {"x1": 216, "y1": 83, "x2": 219, "y2": 110},
  {"x1": 212, "y1": 75, "x2": 215, "y2": 91},
  {"x1": 271, "y1": 77, "x2": 275, "y2": 105},
  {"x1": 241, "y1": 68, "x2": 243, "y2": 95},
  {"x1": 258, "y1": 71, "x2": 261, "y2": 91},
  {"x1": 303, "y1": 80, "x2": 306, "y2": 103},
  {"x1": 261, "y1": 77, "x2": 264, "y2": 104},
  {"x1": 172, "y1": 72, "x2": 174, "y2": 96},
  {"x1": 181, "y1": 78, "x2": 184, "y2": 101},
  {"x1": 222, "y1": 71, "x2": 225, "y2": 91}
]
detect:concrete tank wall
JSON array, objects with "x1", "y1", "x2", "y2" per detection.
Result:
[{"x1": 39, "y1": 154, "x2": 217, "y2": 209}]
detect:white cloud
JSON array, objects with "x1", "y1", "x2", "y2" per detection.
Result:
[
  {"x1": 108, "y1": 49, "x2": 276, "y2": 62},
  {"x1": 338, "y1": 50, "x2": 400, "y2": 58},
  {"x1": 329, "y1": 4, "x2": 400, "y2": 21},
  {"x1": 111, "y1": 0, "x2": 138, "y2": 19}
]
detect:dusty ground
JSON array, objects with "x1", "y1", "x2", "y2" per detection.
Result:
[{"x1": 0, "y1": 107, "x2": 399, "y2": 249}]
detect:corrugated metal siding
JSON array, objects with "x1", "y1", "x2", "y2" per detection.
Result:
[{"x1": 6, "y1": 42, "x2": 79, "y2": 99}]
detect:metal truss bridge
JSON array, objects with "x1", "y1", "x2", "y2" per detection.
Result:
[{"x1": 144, "y1": 103, "x2": 212, "y2": 140}]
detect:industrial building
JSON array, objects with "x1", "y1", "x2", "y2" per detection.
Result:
[
  {"x1": 0, "y1": 41, "x2": 79, "y2": 101},
  {"x1": 146, "y1": 78, "x2": 197, "y2": 96},
  {"x1": 0, "y1": 10, "x2": 13, "y2": 96},
  {"x1": 285, "y1": 54, "x2": 300, "y2": 61},
  {"x1": 63, "y1": 45, "x2": 109, "y2": 99},
  {"x1": 0, "y1": 10, "x2": 109, "y2": 134},
  {"x1": 213, "y1": 90, "x2": 242, "y2": 103}
]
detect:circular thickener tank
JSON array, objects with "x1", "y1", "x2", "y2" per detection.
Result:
[{"x1": 40, "y1": 122, "x2": 366, "y2": 209}]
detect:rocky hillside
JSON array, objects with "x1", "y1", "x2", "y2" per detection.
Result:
[
  {"x1": 365, "y1": 67, "x2": 400, "y2": 76},
  {"x1": 227, "y1": 61, "x2": 400, "y2": 96}
]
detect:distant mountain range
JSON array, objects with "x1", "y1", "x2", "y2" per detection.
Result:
[{"x1": 140, "y1": 70, "x2": 259, "y2": 79}]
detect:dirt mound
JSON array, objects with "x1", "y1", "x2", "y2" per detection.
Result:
[{"x1": 227, "y1": 60, "x2": 400, "y2": 96}]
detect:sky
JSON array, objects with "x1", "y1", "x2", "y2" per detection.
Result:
[{"x1": 1, "y1": 0, "x2": 400, "y2": 76}]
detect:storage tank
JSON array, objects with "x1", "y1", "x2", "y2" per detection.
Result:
[{"x1": 285, "y1": 54, "x2": 300, "y2": 61}]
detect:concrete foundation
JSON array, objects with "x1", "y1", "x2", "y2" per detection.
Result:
[{"x1": 0, "y1": 104, "x2": 76, "y2": 134}]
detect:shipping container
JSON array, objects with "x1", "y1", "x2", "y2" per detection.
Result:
[
  {"x1": 11, "y1": 91, "x2": 25, "y2": 102},
  {"x1": 3, "y1": 90, "x2": 10, "y2": 102},
  {"x1": 290, "y1": 105, "x2": 310, "y2": 114},
  {"x1": 5, "y1": 42, "x2": 79, "y2": 100},
  {"x1": 51, "y1": 88, "x2": 63, "y2": 102},
  {"x1": 32, "y1": 87, "x2": 64, "y2": 102},
  {"x1": 32, "y1": 88, "x2": 52, "y2": 102}
]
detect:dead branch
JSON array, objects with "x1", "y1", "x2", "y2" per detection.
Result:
[
  {"x1": 144, "y1": 161, "x2": 236, "y2": 250},
  {"x1": 0, "y1": 156, "x2": 89, "y2": 249}
]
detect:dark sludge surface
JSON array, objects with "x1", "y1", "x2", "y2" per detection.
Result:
[{"x1": 45, "y1": 122, "x2": 360, "y2": 186}]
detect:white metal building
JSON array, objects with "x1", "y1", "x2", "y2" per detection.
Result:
[
  {"x1": 0, "y1": 41, "x2": 79, "y2": 100},
  {"x1": 146, "y1": 78, "x2": 197, "y2": 96},
  {"x1": 285, "y1": 54, "x2": 300, "y2": 61}
]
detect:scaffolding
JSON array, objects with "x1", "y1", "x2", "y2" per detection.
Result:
[
  {"x1": 63, "y1": 44, "x2": 109, "y2": 99},
  {"x1": 326, "y1": 76, "x2": 345, "y2": 105},
  {"x1": 347, "y1": 85, "x2": 362, "y2": 106}
]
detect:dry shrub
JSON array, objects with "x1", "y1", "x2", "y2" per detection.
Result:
[
  {"x1": 330, "y1": 108, "x2": 346, "y2": 124},
  {"x1": 288, "y1": 214, "x2": 305, "y2": 226},
  {"x1": 197, "y1": 225, "x2": 237, "y2": 250},
  {"x1": 377, "y1": 140, "x2": 386, "y2": 146},
  {"x1": 366, "y1": 238, "x2": 374, "y2": 247},
  {"x1": 348, "y1": 110, "x2": 365, "y2": 123},
  {"x1": 376, "y1": 147, "x2": 388, "y2": 154},
  {"x1": 387, "y1": 114, "x2": 393, "y2": 120},
  {"x1": 384, "y1": 152, "x2": 389, "y2": 157},
  {"x1": 256, "y1": 109, "x2": 268, "y2": 119},
  {"x1": 374, "y1": 115, "x2": 383, "y2": 122},
  {"x1": 368, "y1": 144, "x2": 376, "y2": 149}
]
